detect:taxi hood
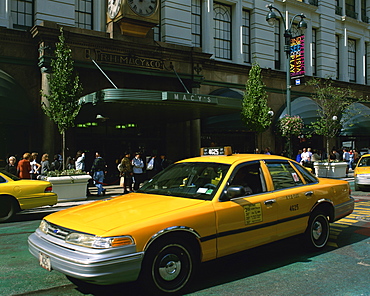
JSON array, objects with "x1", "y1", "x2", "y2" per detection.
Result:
[
  {"x1": 355, "y1": 166, "x2": 370, "y2": 174},
  {"x1": 45, "y1": 193, "x2": 206, "y2": 235}
]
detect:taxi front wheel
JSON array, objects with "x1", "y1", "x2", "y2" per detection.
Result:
[
  {"x1": 141, "y1": 239, "x2": 195, "y2": 294},
  {"x1": 305, "y1": 211, "x2": 329, "y2": 250}
]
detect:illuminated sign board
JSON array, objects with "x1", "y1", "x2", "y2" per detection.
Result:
[
  {"x1": 201, "y1": 146, "x2": 232, "y2": 156},
  {"x1": 162, "y1": 92, "x2": 218, "y2": 104},
  {"x1": 290, "y1": 35, "x2": 305, "y2": 78}
]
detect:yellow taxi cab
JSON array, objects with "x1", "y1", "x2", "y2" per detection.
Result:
[
  {"x1": 354, "y1": 154, "x2": 370, "y2": 190},
  {"x1": 0, "y1": 170, "x2": 58, "y2": 222},
  {"x1": 28, "y1": 147, "x2": 354, "y2": 294}
]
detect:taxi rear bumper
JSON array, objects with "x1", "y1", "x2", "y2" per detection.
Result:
[
  {"x1": 28, "y1": 229, "x2": 144, "y2": 285},
  {"x1": 333, "y1": 196, "x2": 355, "y2": 221}
]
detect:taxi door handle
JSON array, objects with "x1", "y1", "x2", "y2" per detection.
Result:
[
  {"x1": 305, "y1": 191, "x2": 314, "y2": 197},
  {"x1": 264, "y1": 199, "x2": 276, "y2": 206}
]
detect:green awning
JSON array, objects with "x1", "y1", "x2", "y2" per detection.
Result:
[
  {"x1": 341, "y1": 102, "x2": 370, "y2": 136},
  {"x1": 277, "y1": 96, "x2": 370, "y2": 137},
  {"x1": 77, "y1": 88, "x2": 242, "y2": 125}
]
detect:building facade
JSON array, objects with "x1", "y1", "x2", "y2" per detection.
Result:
[{"x1": 1, "y1": 0, "x2": 370, "y2": 170}]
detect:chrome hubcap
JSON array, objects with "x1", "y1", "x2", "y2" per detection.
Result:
[
  {"x1": 159, "y1": 254, "x2": 181, "y2": 281},
  {"x1": 312, "y1": 220, "x2": 323, "y2": 240}
]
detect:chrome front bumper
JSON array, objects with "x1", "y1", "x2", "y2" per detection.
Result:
[
  {"x1": 28, "y1": 229, "x2": 144, "y2": 285},
  {"x1": 355, "y1": 175, "x2": 370, "y2": 186},
  {"x1": 334, "y1": 197, "x2": 355, "y2": 221}
]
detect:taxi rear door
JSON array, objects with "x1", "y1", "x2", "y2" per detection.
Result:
[{"x1": 263, "y1": 160, "x2": 316, "y2": 239}]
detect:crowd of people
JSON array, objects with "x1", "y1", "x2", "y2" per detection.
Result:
[
  {"x1": 3, "y1": 146, "x2": 360, "y2": 195},
  {"x1": 3, "y1": 150, "x2": 171, "y2": 197},
  {"x1": 4, "y1": 152, "x2": 64, "y2": 180},
  {"x1": 295, "y1": 147, "x2": 360, "y2": 177}
]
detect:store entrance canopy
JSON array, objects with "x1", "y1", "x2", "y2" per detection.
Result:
[{"x1": 77, "y1": 88, "x2": 242, "y2": 125}]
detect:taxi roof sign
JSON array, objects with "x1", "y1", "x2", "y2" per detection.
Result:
[{"x1": 201, "y1": 146, "x2": 232, "y2": 156}]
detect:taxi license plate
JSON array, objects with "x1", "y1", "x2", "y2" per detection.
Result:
[{"x1": 39, "y1": 252, "x2": 51, "y2": 271}]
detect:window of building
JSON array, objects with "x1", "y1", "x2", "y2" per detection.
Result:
[
  {"x1": 348, "y1": 38, "x2": 356, "y2": 82},
  {"x1": 335, "y1": 34, "x2": 340, "y2": 79},
  {"x1": 336, "y1": 0, "x2": 343, "y2": 15},
  {"x1": 366, "y1": 42, "x2": 369, "y2": 84},
  {"x1": 361, "y1": 0, "x2": 369, "y2": 23},
  {"x1": 274, "y1": 20, "x2": 281, "y2": 70},
  {"x1": 242, "y1": 9, "x2": 250, "y2": 64},
  {"x1": 75, "y1": 0, "x2": 93, "y2": 30},
  {"x1": 346, "y1": 0, "x2": 358, "y2": 19},
  {"x1": 11, "y1": 0, "x2": 34, "y2": 30},
  {"x1": 213, "y1": 2, "x2": 232, "y2": 60},
  {"x1": 153, "y1": 24, "x2": 160, "y2": 42},
  {"x1": 312, "y1": 28, "x2": 317, "y2": 76},
  {"x1": 191, "y1": 0, "x2": 202, "y2": 47}
]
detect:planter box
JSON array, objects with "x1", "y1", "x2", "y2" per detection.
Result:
[
  {"x1": 313, "y1": 162, "x2": 347, "y2": 178},
  {"x1": 46, "y1": 175, "x2": 92, "y2": 202}
]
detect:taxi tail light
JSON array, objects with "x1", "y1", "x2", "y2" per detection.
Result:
[{"x1": 44, "y1": 186, "x2": 53, "y2": 193}]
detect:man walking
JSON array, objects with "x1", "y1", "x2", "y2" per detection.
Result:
[
  {"x1": 119, "y1": 152, "x2": 133, "y2": 194},
  {"x1": 90, "y1": 152, "x2": 107, "y2": 196}
]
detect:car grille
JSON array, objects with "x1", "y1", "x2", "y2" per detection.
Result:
[{"x1": 45, "y1": 222, "x2": 73, "y2": 240}]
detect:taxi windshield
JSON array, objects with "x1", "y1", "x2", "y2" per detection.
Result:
[
  {"x1": 138, "y1": 162, "x2": 230, "y2": 200},
  {"x1": 358, "y1": 157, "x2": 370, "y2": 167}
]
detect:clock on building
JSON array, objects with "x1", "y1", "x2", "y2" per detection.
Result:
[
  {"x1": 128, "y1": 0, "x2": 158, "y2": 17},
  {"x1": 108, "y1": 0, "x2": 122, "y2": 20},
  {"x1": 107, "y1": 0, "x2": 159, "y2": 37}
]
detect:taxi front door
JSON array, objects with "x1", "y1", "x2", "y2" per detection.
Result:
[{"x1": 214, "y1": 162, "x2": 278, "y2": 258}]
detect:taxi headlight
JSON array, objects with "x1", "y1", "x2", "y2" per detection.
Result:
[
  {"x1": 39, "y1": 220, "x2": 49, "y2": 234},
  {"x1": 65, "y1": 233, "x2": 134, "y2": 249},
  {"x1": 356, "y1": 174, "x2": 367, "y2": 179}
]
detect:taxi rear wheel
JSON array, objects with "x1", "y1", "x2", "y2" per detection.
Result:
[
  {"x1": 0, "y1": 196, "x2": 18, "y2": 222},
  {"x1": 142, "y1": 239, "x2": 195, "y2": 294},
  {"x1": 305, "y1": 211, "x2": 329, "y2": 250}
]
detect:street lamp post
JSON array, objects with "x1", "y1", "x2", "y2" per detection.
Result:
[{"x1": 266, "y1": 4, "x2": 307, "y2": 116}]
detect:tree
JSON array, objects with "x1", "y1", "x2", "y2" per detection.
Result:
[
  {"x1": 241, "y1": 61, "x2": 272, "y2": 148},
  {"x1": 307, "y1": 78, "x2": 356, "y2": 159},
  {"x1": 41, "y1": 28, "x2": 83, "y2": 170}
]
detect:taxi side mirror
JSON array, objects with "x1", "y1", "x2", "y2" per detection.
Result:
[{"x1": 220, "y1": 186, "x2": 246, "y2": 201}]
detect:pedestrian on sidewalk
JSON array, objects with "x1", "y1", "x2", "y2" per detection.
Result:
[
  {"x1": 5, "y1": 156, "x2": 17, "y2": 176},
  {"x1": 17, "y1": 152, "x2": 31, "y2": 179},
  {"x1": 132, "y1": 152, "x2": 144, "y2": 191},
  {"x1": 119, "y1": 152, "x2": 133, "y2": 194},
  {"x1": 90, "y1": 152, "x2": 107, "y2": 196},
  {"x1": 30, "y1": 152, "x2": 41, "y2": 180}
]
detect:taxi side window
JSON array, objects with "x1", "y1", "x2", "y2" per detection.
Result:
[
  {"x1": 229, "y1": 162, "x2": 266, "y2": 195},
  {"x1": 0, "y1": 176, "x2": 6, "y2": 183},
  {"x1": 266, "y1": 161, "x2": 304, "y2": 190},
  {"x1": 291, "y1": 162, "x2": 318, "y2": 184}
]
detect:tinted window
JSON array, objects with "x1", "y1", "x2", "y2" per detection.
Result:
[
  {"x1": 265, "y1": 161, "x2": 304, "y2": 190},
  {"x1": 0, "y1": 175, "x2": 6, "y2": 183},
  {"x1": 228, "y1": 162, "x2": 266, "y2": 195},
  {"x1": 291, "y1": 162, "x2": 318, "y2": 184}
]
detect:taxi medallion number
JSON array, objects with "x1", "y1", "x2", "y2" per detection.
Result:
[{"x1": 39, "y1": 252, "x2": 51, "y2": 271}]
